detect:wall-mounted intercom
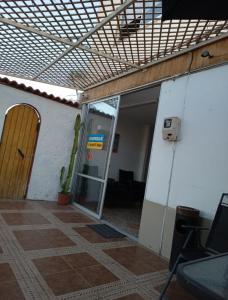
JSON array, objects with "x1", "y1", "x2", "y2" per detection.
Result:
[{"x1": 162, "y1": 117, "x2": 181, "y2": 141}]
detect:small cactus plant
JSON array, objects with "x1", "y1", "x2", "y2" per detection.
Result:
[{"x1": 59, "y1": 114, "x2": 81, "y2": 195}]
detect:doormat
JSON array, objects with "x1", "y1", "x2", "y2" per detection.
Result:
[{"x1": 87, "y1": 224, "x2": 125, "y2": 239}]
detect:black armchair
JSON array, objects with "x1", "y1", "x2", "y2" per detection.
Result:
[
  {"x1": 159, "y1": 193, "x2": 228, "y2": 300},
  {"x1": 104, "y1": 169, "x2": 145, "y2": 207}
]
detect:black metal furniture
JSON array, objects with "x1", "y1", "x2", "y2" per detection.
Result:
[
  {"x1": 177, "y1": 253, "x2": 228, "y2": 300},
  {"x1": 169, "y1": 206, "x2": 200, "y2": 270},
  {"x1": 104, "y1": 169, "x2": 145, "y2": 207},
  {"x1": 159, "y1": 193, "x2": 228, "y2": 300}
]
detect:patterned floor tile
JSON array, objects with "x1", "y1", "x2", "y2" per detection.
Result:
[
  {"x1": 0, "y1": 200, "x2": 195, "y2": 300},
  {"x1": 0, "y1": 263, "x2": 17, "y2": 282},
  {"x1": 0, "y1": 201, "x2": 33, "y2": 210},
  {"x1": 104, "y1": 246, "x2": 168, "y2": 275},
  {"x1": 116, "y1": 294, "x2": 145, "y2": 300},
  {"x1": 13, "y1": 228, "x2": 75, "y2": 250},
  {"x1": 43, "y1": 270, "x2": 90, "y2": 296},
  {"x1": 54, "y1": 212, "x2": 94, "y2": 224},
  {"x1": 33, "y1": 252, "x2": 120, "y2": 296},
  {"x1": 74, "y1": 226, "x2": 125, "y2": 243},
  {"x1": 33, "y1": 256, "x2": 72, "y2": 275},
  {"x1": 154, "y1": 280, "x2": 197, "y2": 300},
  {"x1": 37, "y1": 201, "x2": 74, "y2": 211},
  {"x1": 1, "y1": 213, "x2": 50, "y2": 225},
  {"x1": 0, "y1": 263, "x2": 25, "y2": 300},
  {"x1": 77, "y1": 264, "x2": 119, "y2": 287},
  {"x1": 62, "y1": 252, "x2": 99, "y2": 269},
  {"x1": 0, "y1": 280, "x2": 26, "y2": 300}
]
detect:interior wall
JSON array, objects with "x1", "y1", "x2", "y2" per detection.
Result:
[
  {"x1": 139, "y1": 64, "x2": 228, "y2": 257},
  {"x1": 108, "y1": 117, "x2": 151, "y2": 181},
  {"x1": 0, "y1": 85, "x2": 80, "y2": 201},
  {"x1": 108, "y1": 86, "x2": 159, "y2": 182}
]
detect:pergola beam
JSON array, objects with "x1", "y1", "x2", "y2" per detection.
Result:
[
  {"x1": 0, "y1": 16, "x2": 139, "y2": 73},
  {"x1": 31, "y1": 0, "x2": 137, "y2": 79}
]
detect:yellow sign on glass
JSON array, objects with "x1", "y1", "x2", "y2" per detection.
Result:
[
  {"x1": 87, "y1": 142, "x2": 103, "y2": 150},
  {"x1": 87, "y1": 134, "x2": 105, "y2": 150}
]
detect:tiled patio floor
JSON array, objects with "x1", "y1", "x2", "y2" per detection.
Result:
[{"x1": 0, "y1": 200, "x2": 197, "y2": 300}]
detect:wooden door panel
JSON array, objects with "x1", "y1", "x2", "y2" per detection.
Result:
[
  {"x1": 0, "y1": 104, "x2": 39, "y2": 199},
  {"x1": 3, "y1": 106, "x2": 25, "y2": 198}
]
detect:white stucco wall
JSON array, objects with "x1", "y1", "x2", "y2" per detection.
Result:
[
  {"x1": 145, "y1": 64, "x2": 228, "y2": 219},
  {"x1": 0, "y1": 84, "x2": 80, "y2": 201}
]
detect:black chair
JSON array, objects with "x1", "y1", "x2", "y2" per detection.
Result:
[
  {"x1": 104, "y1": 170, "x2": 146, "y2": 207},
  {"x1": 159, "y1": 193, "x2": 228, "y2": 300}
]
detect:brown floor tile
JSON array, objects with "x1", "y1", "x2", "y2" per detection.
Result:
[
  {"x1": 0, "y1": 201, "x2": 33, "y2": 210},
  {"x1": 77, "y1": 264, "x2": 119, "y2": 287},
  {"x1": 38, "y1": 201, "x2": 74, "y2": 210},
  {"x1": 74, "y1": 226, "x2": 124, "y2": 243},
  {"x1": 33, "y1": 256, "x2": 72, "y2": 276},
  {"x1": 44, "y1": 270, "x2": 90, "y2": 296},
  {"x1": 155, "y1": 280, "x2": 197, "y2": 300},
  {"x1": 104, "y1": 246, "x2": 168, "y2": 275},
  {"x1": 0, "y1": 263, "x2": 16, "y2": 283},
  {"x1": 35, "y1": 253, "x2": 119, "y2": 293},
  {"x1": 14, "y1": 229, "x2": 75, "y2": 250},
  {"x1": 116, "y1": 294, "x2": 145, "y2": 300},
  {"x1": 1, "y1": 212, "x2": 50, "y2": 225},
  {"x1": 62, "y1": 253, "x2": 99, "y2": 269},
  {"x1": 54, "y1": 212, "x2": 94, "y2": 223},
  {"x1": 0, "y1": 280, "x2": 25, "y2": 300}
]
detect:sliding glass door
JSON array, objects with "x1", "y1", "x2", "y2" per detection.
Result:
[{"x1": 73, "y1": 96, "x2": 120, "y2": 217}]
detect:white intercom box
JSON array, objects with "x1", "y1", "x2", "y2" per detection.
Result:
[{"x1": 162, "y1": 117, "x2": 181, "y2": 141}]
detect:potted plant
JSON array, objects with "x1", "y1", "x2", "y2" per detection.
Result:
[{"x1": 58, "y1": 114, "x2": 81, "y2": 205}]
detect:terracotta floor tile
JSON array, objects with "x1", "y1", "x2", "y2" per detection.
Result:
[
  {"x1": 14, "y1": 229, "x2": 75, "y2": 250},
  {"x1": 44, "y1": 270, "x2": 90, "y2": 296},
  {"x1": 0, "y1": 280, "x2": 25, "y2": 300},
  {"x1": 77, "y1": 264, "x2": 119, "y2": 287},
  {"x1": 1, "y1": 212, "x2": 50, "y2": 225},
  {"x1": 0, "y1": 263, "x2": 16, "y2": 283},
  {"x1": 113, "y1": 246, "x2": 155, "y2": 257},
  {"x1": 39, "y1": 228, "x2": 65, "y2": 238},
  {"x1": 154, "y1": 280, "x2": 197, "y2": 300},
  {"x1": 74, "y1": 226, "x2": 124, "y2": 243},
  {"x1": 54, "y1": 212, "x2": 94, "y2": 223},
  {"x1": 33, "y1": 256, "x2": 72, "y2": 276},
  {"x1": 116, "y1": 294, "x2": 145, "y2": 300},
  {"x1": 62, "y1": 252, "x2": 99, "y2": 269},
  {"x1": 0, "y1": 201, "x2": 33, "y2": 210},
  {"x1": 38, "y1": 201, "x2": 74, "y2": 210},
  {"x1": 0, "y1": 199, "x2": 174, "y2": 299},
  {"x1": 104, "y1": 246, "x2": 167, "y2": 275},
  {"x1": 51, "y1": 236, "x2": 76, "y2": 248}
]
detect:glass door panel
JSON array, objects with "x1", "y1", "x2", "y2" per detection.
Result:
[
  {"x1": 73, "y1": 96, "x2": 120, "y2": 216},
  {"x1": 74, "y1": 176, "x2": 103, "y2": 214}
]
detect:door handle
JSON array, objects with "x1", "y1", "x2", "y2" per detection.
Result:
[{"x1": 17, "y1": 148, "x2": 25, "y2": 159}]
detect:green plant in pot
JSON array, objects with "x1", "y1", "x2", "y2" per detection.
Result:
[{"x1": 58, "y1": 114, "x2": 81, "y2": 205}]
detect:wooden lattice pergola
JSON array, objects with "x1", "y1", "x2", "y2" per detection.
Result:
[{"x1": 0, "y1": 0, "x2": 227, "y2": 90}]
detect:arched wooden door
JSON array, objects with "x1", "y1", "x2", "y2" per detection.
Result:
[{"x1": 0, "y1": 104, "x2": 40, "y2": 199}]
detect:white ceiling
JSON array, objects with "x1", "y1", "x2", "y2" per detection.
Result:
[
  {"x1": 119, "y1": 85, "x2": 160, "y2": 125},
  {"x1": 120, "y1": 85, "x2": 160, "y2": 107},
  {"x1": 119, "y1": 103, "x2": 158, "y2": 125}
]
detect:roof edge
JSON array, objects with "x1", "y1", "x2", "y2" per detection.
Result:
[{"x1": 0, "y1": 77, "x2": 79, "y2": 108}]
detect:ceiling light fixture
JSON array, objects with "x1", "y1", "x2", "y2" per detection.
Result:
[{"x1": 201, "y1": 50, "x2": 214, "y2": 58}]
